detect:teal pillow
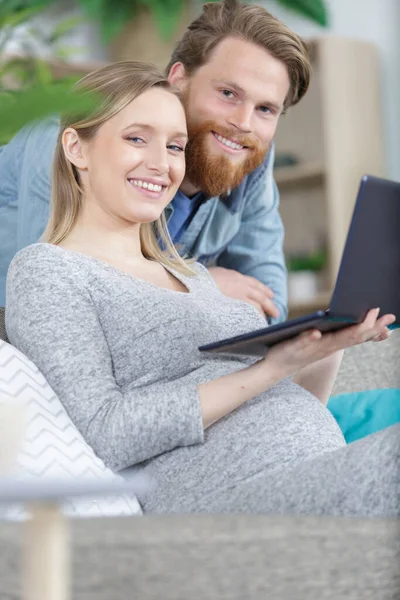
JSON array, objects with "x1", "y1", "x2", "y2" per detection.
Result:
[{"x1": 328, "y1": 388, "x2": 400, "y2": 443}]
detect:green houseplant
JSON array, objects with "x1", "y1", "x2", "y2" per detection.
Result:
[
  {"x1": 77, "y1": 0, "x2": 328, "y2": 44},
  {"x1": 106, "y1": 0, "x2": 328, "y2": 75},
  {"x1": 0, "y1": 0, "x2": 98, "y2": 143},
  {"x1": 286, "y1": 248, "x2": 327, "y2": 303},
  {"x1": 0, "y1": 0, "x2": 328, "y2": 143},
  {"x1": 74, "y1": 0, "x2": 328, "y2": 46}
]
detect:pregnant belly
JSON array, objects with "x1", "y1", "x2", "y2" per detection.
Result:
[{"x1": 134, "y1": 378, "x2": 346, "y2": 512}]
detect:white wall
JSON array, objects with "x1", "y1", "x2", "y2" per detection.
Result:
[{"x1": 264, "y1": 0, "x2": 400, "y2": 180}]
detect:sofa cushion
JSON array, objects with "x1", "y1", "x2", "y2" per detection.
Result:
[
  {"x1": 0, "y1": 307, "x2": 7, "y2": 342},
  {"x1": 0, "y1": 339, "x2": 142, "y2": 518},
  {"x1": 328, "y1": 388, "x2": 400, "y2": 443},
  {"x1": 332, "y1": 331, "x2": 400, "y2": 395},
  {"x1": 328, "y1": 331, "x2": 400, "y2": 442}
]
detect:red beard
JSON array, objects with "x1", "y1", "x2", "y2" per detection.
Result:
[{"x1": 184, "y1": 119, "x2": 269, "y2": 197}]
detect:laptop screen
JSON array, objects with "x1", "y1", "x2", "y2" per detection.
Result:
[{"x1": 329, "y1": 175, "x2": 400, "y2": 323}]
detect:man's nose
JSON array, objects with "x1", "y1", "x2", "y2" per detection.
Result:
[{"x1": 227, "y1": 103, "x2": 253, "y2": 133}]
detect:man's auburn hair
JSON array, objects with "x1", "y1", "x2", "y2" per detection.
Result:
[{"x1": 166, "y1": 0, "x2": 312, "y2": 109}]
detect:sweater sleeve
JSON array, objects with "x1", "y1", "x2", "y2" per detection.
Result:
[{"x1": 5, "y1": 247, "x2": 204, "y2": 472}]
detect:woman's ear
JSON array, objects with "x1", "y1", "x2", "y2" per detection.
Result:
[
  {"x1": 167, "y1": 62, "x2": 188, "y2": 91},
  {"x1": 62, "y1": 128, "x2": 87, "y2": 170}
]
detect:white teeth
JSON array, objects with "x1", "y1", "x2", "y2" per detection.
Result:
[
  {"x1": 130, "y1": 179, "x2": 163, "y2": 192},
  {"x1": 215, "y1": 133, "x2": 243, "y2": 150}
]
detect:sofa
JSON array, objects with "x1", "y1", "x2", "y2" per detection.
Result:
[{"x1": 0, "y1": 305, "x2": 399, "y2": 599}]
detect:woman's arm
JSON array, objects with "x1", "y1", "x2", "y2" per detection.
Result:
[
  {"x1": 199, "y1": 358, "x2": 286, "y2": 428},
  {"x1": 200, "y1": 307, "x2": 394, "y2": 426},
  {"x1": 6, "y1": 248, "x2": 207, "y2": 472},
  {"x1": 293, "y1": 350, "x2": 344, "y2": 405},
  {"x1": 7, "y1": 248, "x2": 395, "y2": 471},
  {"x1": 5, "y1": 247, "x2": 288, "y2": 469}
]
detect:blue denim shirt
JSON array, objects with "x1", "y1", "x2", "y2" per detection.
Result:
[{"x1": 0, "y1": 117, "x2": 287, "y2": 321}]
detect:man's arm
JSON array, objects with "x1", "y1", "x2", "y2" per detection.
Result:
[
  {"x1": 16, "y1": 116, "x2": 60, "y2": 249},
  {"x1": 0, "y1": 117, "x2": 59, "y2": 305},
  {"x1": 0, "y1": 126, "x2": 31, "y2": 306},
  {"x1": 213, "y1": 145, "x2": 288, "y2": 324}
]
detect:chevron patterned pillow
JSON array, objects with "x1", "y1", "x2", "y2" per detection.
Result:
[{"x1": 0, "y1": 340, "x2": 142, "y2": 517}]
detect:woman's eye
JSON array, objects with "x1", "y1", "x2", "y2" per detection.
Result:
[
  {"x1": 127, "y1": 136, "x2": 145, "y2": 144},
  {"x1": 168, "y1": 144, "x2": 184, "y2": 152}
]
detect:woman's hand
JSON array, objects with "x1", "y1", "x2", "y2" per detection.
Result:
[
  {"x1": 199, "y1": 308, "x2": 395, "y2": 429},
  {"x1": 264, "y1": 308, "x2": 396, "y2": 380}
]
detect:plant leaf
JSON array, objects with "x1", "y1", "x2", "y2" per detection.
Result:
[
  {"x1": 0, "y1": 84, "x2": 99, "y2": 143},
  {"x1": 275, "y1": 0, "x2": 328, "y2": 27},
  {"x1": 0, "y1": 60, "x2": 32, "y2": 87},
  {"x1": 136, "y1": 0, "x2": 184, "y2": 39},
  {"x1": 79, "y1": 0, "x2": 136, "y2": 42},
  {"x1": 0, "y1": 5, "x2": 45, "y2": 28},
  {"x1": 0, "y1": 0, "x2": 54, "y2": 26},
  {"x1": 34, "y1": 58, "x2": 53, "y2": 85},
  {"x1": 74, "y1": 0, "x2": 106, "y2": 20},
  {"x1": 49, "y1": 14, "x2": 88, "y2": 43},
  {"x1": 55, "y1": 46, "x2": 86, "y2": 60},
  {"x1": 143, "y1": 0, "x2": 185, "y2": 40}
]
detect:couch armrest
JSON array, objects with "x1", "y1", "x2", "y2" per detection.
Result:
[
  {"x1": 1, "y1": 513, "x2": 399, "y2": 599},
  {"x1": 333, "y1": 330, "x2": 400, "y2": 395}
]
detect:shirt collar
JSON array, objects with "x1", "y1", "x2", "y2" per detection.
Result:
[{"x1": 165, "y1": 182, "x2": 242, "y2": 221}]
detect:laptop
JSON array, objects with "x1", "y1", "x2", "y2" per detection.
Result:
[{"x1": 199, "y1": 175, "x2": 400, "y2": 357}]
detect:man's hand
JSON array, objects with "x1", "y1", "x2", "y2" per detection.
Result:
[{"x1": 208, "y1": 266, "x2": 279, "y2": 319}]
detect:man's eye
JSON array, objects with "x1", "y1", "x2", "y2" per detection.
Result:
[
  {"x1": 258, "y1": 106, "x2": 272, "y2": 115},
  {"x1": 221, "y1": 89, "x2": 235, "y2": 99}
]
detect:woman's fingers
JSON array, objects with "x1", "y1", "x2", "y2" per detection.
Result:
[
  {"x1": 362, "y1": 307, "x2": 380, "y2": 328},
  {"x1": 365, "y1": 311, "x2": 396, "y2": 342},
  {"x1": 377, "y1": 313, "x2": 396, "y2": 327},
  {"x1": 300, "y1": 309, "x2": 394, "y2": 353},
  {"x1": 372, "y1": 330, "x2": 391, "y2": 342},
  {"x1": 346, "y1": 309, "x2": 395, "y2": 343},
  {"x1": 307, "y1": 329, "x2": 322, "y2": 341},
  {"x1": 372, "y1": 314, "x2": 396, "y2": 343},
  {"x1": 275, "y1": 310, "x2": 396, "y2": 363},
  {"x1": 362, "y1": 309, "x2": 396, "y2": 329}
]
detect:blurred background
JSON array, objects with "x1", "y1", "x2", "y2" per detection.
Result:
[{"x1": 1, "y1": 0, "x2": 399, "y2": 316}]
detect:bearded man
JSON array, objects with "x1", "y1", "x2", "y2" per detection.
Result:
[{"x1": 0, "y1": 0, "x2": 311, "y2": 320}]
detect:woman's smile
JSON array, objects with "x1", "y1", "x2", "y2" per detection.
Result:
[{"x1": 127, "y1": 177, "x2": 169, "y2": 200}]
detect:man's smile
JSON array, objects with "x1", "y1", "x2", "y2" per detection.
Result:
[{"x1": 211, "y1": 131, "x2": 248, "y2": 154}]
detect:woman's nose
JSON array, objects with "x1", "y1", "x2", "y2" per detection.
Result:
[{"x1": 145, "y1": 148, "x2": 169, "y2": 174}]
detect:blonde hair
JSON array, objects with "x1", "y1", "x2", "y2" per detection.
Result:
[
  {"x1": 166, "y1": 0, "x2": 311, "y2": 109},
  {"x1": 42, "y1": 61, "x2": 194, "y2": 275}
]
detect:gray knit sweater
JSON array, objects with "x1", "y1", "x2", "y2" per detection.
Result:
[{"x1": 6, "y1": 243, "x2": 346, "y2": 512}]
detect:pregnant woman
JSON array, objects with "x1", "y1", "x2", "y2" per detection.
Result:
[{"x1": 6, "y1": 61, "x2": 399, "y2": 517}]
